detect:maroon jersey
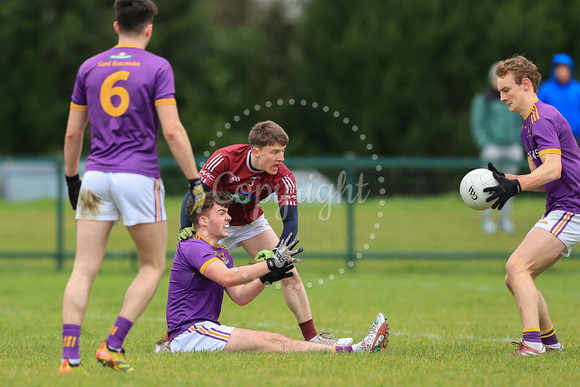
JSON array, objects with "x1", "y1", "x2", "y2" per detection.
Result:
[{"x1": 200, "y1": 144, "x2": 297, "y2": 226}]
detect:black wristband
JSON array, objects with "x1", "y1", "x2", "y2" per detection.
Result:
[{"x1": 65, "y1": 174, "x2": 80, "y2": 185}]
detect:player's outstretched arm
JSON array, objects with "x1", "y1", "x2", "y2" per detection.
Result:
[
  {"x1": 225, "y1": 263, "x2": 295, "y2": 306},
  {"x1": 204, "y1": 246, "x2": 299, "y2": 305},
  {"x1": 278, "y1": 205, "x2": 298, "y2": 247},
  {"x1": 203, "y1": 260, "x2": 270, "y2": 289}
]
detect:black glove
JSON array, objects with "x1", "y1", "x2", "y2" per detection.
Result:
[
  {"x1": 188, "y1": 178, "x2": 205, "y2": 216},
  {"x1": 260, "y1": 263, "x2": 294, "y2": 286},
  {"x1": 483, "y1": 172, "x2": 521, "y2": 210},
  {"x1": 487, "y1": 162, "x2": 506, "y2": 178},
  {"x1": 65, "y1": 174, "x2": 81, "y2": 210}
]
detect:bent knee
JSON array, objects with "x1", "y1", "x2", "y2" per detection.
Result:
[
  {"x1": 505, "y1": 255, "x2": 528, "y2": 278},
  {"x1": 140, "y1": 258, "x2": 166, "y2": 278}
]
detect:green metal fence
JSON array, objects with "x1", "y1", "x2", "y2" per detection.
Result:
[{"x1": 1, "y1": 155, "x2": 553, "y2": 269}]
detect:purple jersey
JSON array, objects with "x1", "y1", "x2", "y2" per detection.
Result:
[
  {"x1": 70, "y1": 45, "x2": 177, "y2": 178},
  {"x1": 166, "y1": 235, "x2": 233, "y2": 341},
  {"x1": 521, "y1": 99, "x2": 580, "y2": 215}
]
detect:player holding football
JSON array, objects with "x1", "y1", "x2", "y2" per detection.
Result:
[
  {"x1": 162, "y1": 191, "x2": 388, "y2": 354},
  {"x1": 483, "y1": 55, "x2": 580, "y2": 355},
  {"x1": 59, "y1": 0, "x2": 204, "y2": 373},
  {"x1": 176, "y1": 120, "x2": 352, "y2": 346}
]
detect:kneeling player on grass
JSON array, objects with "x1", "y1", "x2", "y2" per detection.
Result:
[{"x1": 157, "y1": 192, "x2": 388, "y2": 354}]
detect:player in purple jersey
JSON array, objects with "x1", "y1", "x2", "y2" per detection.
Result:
[
  {"x1": 483, "y1": 55, "x2": 580, "y2": 355},
  {"x1": 158, "y1": 192, "x2": 388, "y2": 354},
  {"x1": 178, "y1": 121, "x2": 353, "y2": 346},
  {"x1": 59, "y1": 0, "x2": 204, "y2": 374}
]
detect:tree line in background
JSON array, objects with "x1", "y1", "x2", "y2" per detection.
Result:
[{"x1": 2, "y1": 0, "x2": 580, "y2": 157}]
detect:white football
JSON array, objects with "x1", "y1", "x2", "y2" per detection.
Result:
[{"x1": 459, "y1": 168, "x2": 499, "y2": 210}]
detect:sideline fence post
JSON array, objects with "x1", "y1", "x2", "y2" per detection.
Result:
[{"x1": 345, "y1": 153, "x2": 356, "y2": 266}]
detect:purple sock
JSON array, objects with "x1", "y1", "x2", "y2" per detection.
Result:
[
  {"x1": 522, "y1": 328, "x2": 542, "y2": 344},
  {"x1": 62, "y1": 324, "x2": 81, "y2": 361},
  {"x1": 334, "y1": 345, "x2": 353, "y2": 353},
  {"x1": 541, "y1": 326, "x2": 560, "y2": 346},
  {"x1": 107, "y1": 316, "x2": 133, "y2": 350}
]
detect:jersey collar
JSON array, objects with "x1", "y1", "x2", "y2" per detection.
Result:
[
  {"x1": 114, "y1": 44, "x2": 142, "y2": 49},
  {"x1": 196, "y1": 234, "x2": 227, "y2": 249},
  {"x1": 246, "y1": 148, "x2": 263, "y2": 173},
  {"x1": 523, "y1": 98, "x2": 539, "y2": 120}
]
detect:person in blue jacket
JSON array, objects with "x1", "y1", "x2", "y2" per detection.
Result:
[{"x1": 538, "y1": 53, "x2": 580, "y2": 146}]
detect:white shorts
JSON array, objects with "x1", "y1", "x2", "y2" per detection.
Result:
[
  {"x1": 531, "y1": 210, "x2": 580, "y2": 257},
  {"x1": 170, "y1": 322, "x2": 235, "y2": 353},
  {"x1": 76, "y1": 171, "x2": 166, "y2": 226},
  {"x1": 219, "y1": 214, "x2": 273, "y2": 250}
]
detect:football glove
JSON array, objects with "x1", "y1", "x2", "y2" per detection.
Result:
[
  {"x1": 260, "y1": 263, "x2": 294, "y2": 286},
  {"x1": 483, "y1": 172, "x2": 521, "y2": 210},
  {"x1": 177, "y1": 226, "x2": 195, "y2": 242},
  {"x1": 187, "y1": 178, "x2": 205, "y2": 216},
  {"x1": 65, "y1": 174, "x2": 82, "y2": 210},
  {"x1": 266, "y1": 233, "x2": 303, "y2": 269},
  {"x1": 487, "y1": 162, "x2": 506, "y2": 177}
]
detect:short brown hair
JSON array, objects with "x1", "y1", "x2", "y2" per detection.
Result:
[
  {"x1": 186, "y1": 191, "x2": 231, "y2": 228},
  {"x1": 495, "y1": 55, "x2": 542, "y2": 93},
  {"x1": 115, "y1": 0, "x2": 158, "y2": 35},
  {"x1": 248, "y1": 121, "x2": 289, "y2": 148}
]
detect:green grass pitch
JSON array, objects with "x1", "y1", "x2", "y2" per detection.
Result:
[
  {"x1": 1, "y1": 194, "x2": 579, "y2": 385},
  {"x1": 1, "y1": 257, "x2": 580, "y2": 386}
]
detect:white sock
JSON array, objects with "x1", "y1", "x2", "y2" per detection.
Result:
[
  {"x1": 351, "y1": 341, "x2": 365, "y2": 353},
  {"x1": 523, "y1": 340, "x2": 544, "y2": 351},
  {"x1": 308, "y1": 335, "x2": 321, "y2": 343}
]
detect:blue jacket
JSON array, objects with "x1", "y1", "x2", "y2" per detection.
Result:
[{"x1": 538, "y1": 53, "x2": 580, "y2": 139}]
